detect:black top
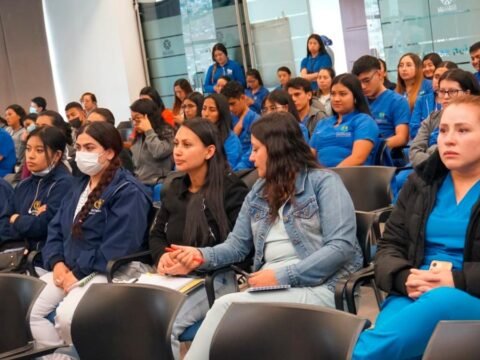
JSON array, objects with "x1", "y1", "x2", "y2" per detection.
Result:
[
  {"x1": 149, "y1": 172, "x2": 249, "y2": 265},
  {"x1": 375, "y1": 151, "x2": 480, "y2": 298}
]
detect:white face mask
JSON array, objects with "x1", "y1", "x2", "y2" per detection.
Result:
[
  {"x1": 31, "y1": 165, "x2": 53, "y2": 177},
  {"x1": 76, "y1": 151, "x2": 104, "y2": 176}
]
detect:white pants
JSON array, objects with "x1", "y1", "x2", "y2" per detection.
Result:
[
  {"x1": 29, "y1": 272, "x2": 107, "y2": 359},
  {"x1": 184, "y1": 284, "x2": 336, "y2": 360}
]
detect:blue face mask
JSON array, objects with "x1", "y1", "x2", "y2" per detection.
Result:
[
  {"x1": 27, "y1": 124, "x2": 36, "y2": 133},
  {"x1": 29, "y1": 106, "x2": 37, "y2": 114}
]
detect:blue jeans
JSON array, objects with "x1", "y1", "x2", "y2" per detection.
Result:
[{"x1": 353, "y1": 287, "x2": 480, "y2": 360}]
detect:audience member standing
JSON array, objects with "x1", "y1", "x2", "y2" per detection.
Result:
[
  {"x1": 300, "y1": 34, "x2": 333, "y2": 91},
  {"x1": 203, "y1": 43, "x2": 246, "y2": 94}
]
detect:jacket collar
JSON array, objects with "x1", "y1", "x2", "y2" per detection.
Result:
[{"x1": 415, "y1": 150, "x2": 449, "y2": 185}]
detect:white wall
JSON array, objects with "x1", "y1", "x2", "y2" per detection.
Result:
[
  {"x1": 308, "y1": 0, "x2": 348, "y2": 75},
  {"x1": 43, "y1": 0, "x2": 147, "y2": 123}
]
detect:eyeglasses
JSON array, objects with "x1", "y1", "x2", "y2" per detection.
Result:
[
  {"x1": 358, "y1": 72, "x2": 378, "y2": 85},
  {"x1": 181, "y1": 104, "x2": 196, "y2": 110},
  {"x1": 261, "y1": 105, "x2": 287, "y2": 114},
  {"x1": 435, "y1": 89, "x2": 465, "y2": 98}
]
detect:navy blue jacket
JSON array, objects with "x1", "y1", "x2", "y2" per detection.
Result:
[
  {"x1": 0, "y1": 178, "x2": 14, "y2": 242},
  {"x1": 43, "y1": 168, "x2": 152, "y2": 279},
  {"x1": 10, "y1": 165, "x2": 73, "y2": 249}
]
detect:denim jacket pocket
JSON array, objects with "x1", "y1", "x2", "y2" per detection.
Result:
[{"x1": 291, "y1": 197, "x2": 321, "y2": 239}]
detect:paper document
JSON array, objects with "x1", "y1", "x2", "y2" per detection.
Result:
[{"x1": 137, "y1": 273, "x2": 204, "y2": 293}]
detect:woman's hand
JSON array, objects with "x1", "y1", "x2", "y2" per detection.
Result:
[
  {"x1": 62, "y1": 271, "x2": 78, "y2": 293},
  {"x1": 9, "y1": 214, "x2": 19, "y2": 224},
  {"x1": 53, "y1": 262, "x2": 69, "y2": 288},
  {"x1": 248, "y1": 269, "x2": 279, "y2": 288},
  {"x1": 405, "y1": 268, "x2": 454, "y2": 299},
  {"x1": 135, "y1": 115, "x2": 153, "y2": 133},
  {"x1": 164, "y1": 245, "x2": 204, "y2": 274}
]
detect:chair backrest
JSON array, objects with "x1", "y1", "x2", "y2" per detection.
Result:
[
  {"x1": 71, "y1": 283, "x2": 186, "y2": 360},
  {"x1": 235, "y1": 169, "x2": 259, "y2": 190},
  {"x1": 423, "y1": 321, "x2": 480, "y2": 360},
  {"x1": 330, "y1": 166, "x2": 396, "y2": 211},
  {"x1": 0, "y1": 273, "x2": 45, "y2": 355},
  {"x1": 210, "y1": 302, "x2": 370, "y2": 360},
  {"x1": 355, "y1": 211, "x2": 377, "y2": 266}
]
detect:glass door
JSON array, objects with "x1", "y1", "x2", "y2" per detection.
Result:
[{"x1": 137, "y1": 0, "x2": 252, "y2": 106}]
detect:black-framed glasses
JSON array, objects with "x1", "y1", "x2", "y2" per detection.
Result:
[
  {"x1": 435, "y1": 89, "x2": 465, "y2": 98},
  {"x1": 358, "y1": 72, "x2": 378, "y2": 85}
]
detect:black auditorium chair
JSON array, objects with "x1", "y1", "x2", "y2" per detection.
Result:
[
  {"x1": 335, "y1": 211, "x2": 384, "y2": 314},
  {"x1": 209, "y1": 302, "x2": 370, "y2": 360},
  {"x1": 0, "y1": 273, "x2": 65, "y2": 359},
  {"x1": 422, "y1": 321, "x2": 480, "y2": 360},
  {"x1": 71, "y1": 283, "x2": 186, "y2": 360}
]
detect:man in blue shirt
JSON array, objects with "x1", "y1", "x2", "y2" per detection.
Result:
[
  {"x1": 469, "y1": 41, "x2": 480, "y2": 84},
  {"x1": 221, "y1": 81, "x2": 259, "y2": 170},
  {"x1": 0, "y1": 128, "x2": 16, "y2": 177},
  {"x1": 352, "y1": 55, "x2": 410, "y2": 149},
  {"x1": 286, "y1": 78, "x2": 327, "y2": 136}
]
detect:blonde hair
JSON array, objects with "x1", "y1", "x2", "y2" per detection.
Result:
[{"x1": 396, "y1": 53, "x2": 424, "y2": 110}]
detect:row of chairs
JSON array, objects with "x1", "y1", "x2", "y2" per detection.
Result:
[{"x1": 1, "y1": 273, "x2": 478, "y2": 360}]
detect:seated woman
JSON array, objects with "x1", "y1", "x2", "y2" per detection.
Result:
[
  {"x1": 162, "y1": 112, "x2": 363, "y2": 359},
  {"x1": 201, "y1": 94, "x2": 242, "y2": 169},
  {"x1": 8, "y1": 126, "x2": 72, "y2": 252},
  {"x1": 410, "y1": 69, "x2": 480, "y2": 168},
  {"x1": 261, "y1": 89, "x2": 309, "y2": 142},
  {"x1": 313, "y1": 67, "x2": 335, "y2": 116},
  {"x1": 139, "y1": 86, "x2": 175, "y2": 127},
  {"x1": 309, "y1": 73, "x2": 379, "y2": 167},
  {"x1": 148, "y1": 118, "x2": 249, "y2": 359},
  {"x1": 29, "y1": 122, "x2": 152, "y2": 353},
  {"x1": 353, "y1": 95, "x2": 480, "y2": 359},
  {"x1": 182, "y1": 92, "x2": 204, "y2": 122},
  {"x1": 245, "y1": 69, "x2": 269, "y2": 114},
  {"x1": 130, "y1": 98, "x2": 175, "y2": 186},
  {"x1": 410, "y1": 61, "x2": 458, "y2": 139},
  {"x1": 172, "y1": 78, "x2": 193, "y2": 126}
]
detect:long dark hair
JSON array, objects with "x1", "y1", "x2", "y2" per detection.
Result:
[
  {"x1": 6, "y1": 104, "x2": 27, "y2": 127},
  {"x1": 251, "y1": 112, "x2": 320, "y2": 221},
  {"x1": 184, "y1": 92, "x2": 204, "y2": 119},
  {"x1": 246, "y1": 68, "x2": 264, "y2": 87},
  {"x1": 139, "y1": 86, "x2": 166, "y2": 113},
  {"x1": 331, "y1": 73, "x2": 372, "y2": 116},
  {"x1": 203, "y1": 94, "x2": 232, "y2": 144},
  {"x1": 26, "y1": 126, "x2": 67, "y2": 169},
  {"x1": 262, "y1": 89, "x2": 301, "y2": 121},
  {"x1": 173, "y1": 78, "x2": 193, "y2": 115},
  {"x1": 181, "y1": 118, "x2": 230, "y2": 246},
  {"x1": 211, "y1": 43, "x2": 229, "y2": 83},
  {"x1": 306, "y1": 34, "x2": 328, "y2": 57},
  {"x1": 130, "y1": 98, "x2": 173, "y2": 140},
  {"x1": 38, "y1": 110, "x2": 73, "y2": 146},
  {"x1": 439, "y1": 69, "x2": 480, "y2": 95},
  {"x1": 72, "y1": 122, "x2": 123, "y2": 237}
]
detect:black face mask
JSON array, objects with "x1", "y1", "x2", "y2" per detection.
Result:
[{"x1": 70, "y1": 118, "x2": 82, "y2": 129}]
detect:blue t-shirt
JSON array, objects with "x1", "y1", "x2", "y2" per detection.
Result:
[
  {"x1": 0, "y1": 128, "x2": 16, "y2": 177},
  {"x1": 224, "y1": 131, "x2": 242, "y2": 169},
  {"x1": 428, "y1": 127, "x2": 440, "y2": 147},
  {"x1": 245, "y1": 87, "x2": 269, "y2": 114},
  {"x1": 300, "y1": 53, "x2": 332, "y2": 91},
  {"x1": 309, "y1": 111, "x2": 379, "y2": 167},
  {"x1": 368, "y1": 89, "x2": 410, "y2": 139},
  {"x1": 422, "y1": 173, "x2": 480, "y2": 270},
  {"x1": 203, "y1": 59, "x2": 246, "y2": 94},
  {"x1": 410, "y1": 92, "x2": 441, "y2": 139},
  {"x1": 232, "y1": 109, "x2": 260, "y2": 156},
  {"x1": 475, "y1": 71, "x2": 480, "y2": 84}
]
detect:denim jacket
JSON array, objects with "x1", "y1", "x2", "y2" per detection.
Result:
[{"x1": 199, "y1": 168, "x2": 363, "y2": 292}]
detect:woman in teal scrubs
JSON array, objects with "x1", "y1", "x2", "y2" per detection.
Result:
[{"x1": 353, "y1": 94, "x2": 480, "y2": 359}]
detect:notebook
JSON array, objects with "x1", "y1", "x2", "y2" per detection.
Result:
[
  {"x1": 247, "y1": 284, "x2": 291, "y2": 292},
  {"x1": 137, "y1": 273, "x2": 204, "y2": 294}
]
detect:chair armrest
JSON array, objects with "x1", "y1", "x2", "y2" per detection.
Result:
[
  {"x1": 204, "y1": 266, "x2": 238, "y2": 308},
  {"x1": 106, "y1": 250, "x2": 153, "y2": 283},
  {"x1": 26, "y1": 251, "x2": 41, "y2": 278},
  {"x1": 344, "y1": 264, "x2": 376, "y2": 314}
]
